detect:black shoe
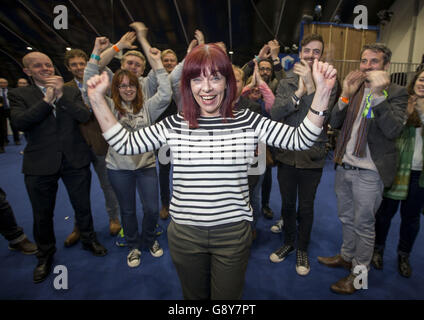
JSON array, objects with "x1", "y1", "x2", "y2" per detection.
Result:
[
  {"x1": 269, "y1": 244, "x2": 294, "y2": 263},
  {"x1": 398, "y1": 255, "x2": 412, "y2": 278},
  {"x1": 262, "y1": 206, "x2": 274, "y2": 219},
  {"x1": 371, "y1": 248, "x2": 384, "y2": 270},
  {"x1": 82, "y1": 240, "x2": 108, "y2": 256},
  {"x1": 33, "y1": 255, "x2": 53, "y2": 284}
]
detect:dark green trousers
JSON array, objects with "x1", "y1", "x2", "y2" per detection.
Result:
[{"x1": 168, "y1": 220, "x2": 252, "y2": 300}]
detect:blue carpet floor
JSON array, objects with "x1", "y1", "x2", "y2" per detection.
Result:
[{"x1": 1, "y1": 138, "x2": 423, "y2": 300}]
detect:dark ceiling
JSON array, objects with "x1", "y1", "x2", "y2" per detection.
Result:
[{"x1": 0, "y1": 0, "x2": 396, "y2": 85}]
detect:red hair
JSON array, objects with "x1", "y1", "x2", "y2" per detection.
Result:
[{"x1": 180, "y1": 43, "x2": 237, "y2": 128}]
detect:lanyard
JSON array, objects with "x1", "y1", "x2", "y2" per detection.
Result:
[{"x1": 362, "y1": 90, "x2": 388, "y2": 119}]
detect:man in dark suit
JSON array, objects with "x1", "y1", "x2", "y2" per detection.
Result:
[{"x1": 8, "y1": 52, "x2": 107, "y2": 284}]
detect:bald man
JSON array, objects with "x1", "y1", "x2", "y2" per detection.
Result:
[{"x1": 8, "y1": 52, "x2": 107, "y2": 284}]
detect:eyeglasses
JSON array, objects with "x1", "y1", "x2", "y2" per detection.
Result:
[
  {"x1": 259, "y1": 67, "x2": 272, "y2": 72},
  {"x1": 118, "y1": 84, "x2": 136, "y2": 90}
]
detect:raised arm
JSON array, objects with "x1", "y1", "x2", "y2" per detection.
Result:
[
  {"x1": 87, "y1": 72, "x2": 167, "y2": 155},
  {"x1": 98, "y1": 32, "x2": 137, "y2": 70}
]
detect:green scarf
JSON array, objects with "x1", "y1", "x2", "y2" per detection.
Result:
[{"x1": 384, "y1": 125, "x2": 424, "y2": 200}]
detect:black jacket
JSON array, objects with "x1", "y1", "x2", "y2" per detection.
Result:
[
  {"x1": 271, "y1": 70, "x2": 338, "y2": 168},
  {"x1": 9, "y1": 85, "x2": 92, "y2": 175}
]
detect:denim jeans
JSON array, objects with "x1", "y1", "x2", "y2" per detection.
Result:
[
  {"x1": 375, "y1": 170, "x2": 424, "y2": 255},
  {"x1": 277, "y1": 163, "x2": 323, "y2": 251},
  {"x1": 107, "y1": 167, "x2": 159, "y2": 250}
]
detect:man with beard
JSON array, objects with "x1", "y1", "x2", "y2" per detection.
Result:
[
  {"x1": 242, "y1": 40, "x2": 284, "y2": 220},
  {"x1": 269, "y1": 34, "x2": 338, "y2": 276},
  {"x1": 317, "y1": 43, "x2": 408, "y2": 294}
]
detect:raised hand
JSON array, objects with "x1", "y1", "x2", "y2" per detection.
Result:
[
  {"x1": 295, "y1": 77, "x2": 306, "y2": 98},
  {"x1": 130, "y1": 22, "x2": 148, "y2": 39},
  {"x1": 93, "y1": 37, "x2": 110, "y2": 54},
  {"x1": 294, "y1": 59, "x2": 315, "y2": 94},
  {"x1": 117, "y1": 31, "x2": 137, "y2": 50},
  {"x1": 258, "y1": 44, "x2": 271, "y2": 60},
  {"x1": 187, "y1": 39, "x2": 198, "y2": 54},
  {"x1": 87, "y1": 72, "x2": 110, "y2": 101},
  {"x1": 148, "y1": 47, "x2": 163, "y2": 70},
  {"x1": 342, "y1": 70, "x2": 366, "y2": 98},
  {"x1": 194, "y1": 29, "x2": 205, "y2": 45},
  {"x1": 367, "y1": 70, "x2": 390, "y2": 96},
  {"x1": 312, "y1": 59, "x2": 337, "y2": 92},
  {"x1": 268, "y1": 40, "x2": 280, "y2": 59}
]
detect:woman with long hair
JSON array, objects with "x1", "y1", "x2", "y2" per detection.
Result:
[
  {"x1": 84, "y1": 40, "x2": 172, "y2": 268},
  {"x1": 86, "y1": 43, "x2": 336, "y2": 299},
  {"x1": 372, "y1": 68, "x2": 424, "y2": 277}
]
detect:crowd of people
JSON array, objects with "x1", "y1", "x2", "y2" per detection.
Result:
[{"x1": 1, "y1": 21, "x2": 423, "y2": 299}]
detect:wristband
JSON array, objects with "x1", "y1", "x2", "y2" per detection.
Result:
[
  {"x1": 90, "y1": 54, "x2": 100, "y2": 61},
  {"x1": 292, "y1": 94, "x2": 300, "y2": 105},
  {"x1": 254, "y1": 55, "x2": 260, "y2": 62},
  {"x1": 309, "y1": 107, "x2": 328, "y2": 117},
  {"x1": 340, "y1": 96, "x2": 349, "y2": 104},
  {"x1": 113, "y1": 45, "x2": 120, "y2": 53}
]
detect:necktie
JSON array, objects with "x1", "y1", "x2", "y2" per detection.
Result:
[{"x1": 42, "y1": 87, "x2": 56, "y2": 117}]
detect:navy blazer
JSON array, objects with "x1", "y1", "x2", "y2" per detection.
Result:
[{"x1": 8, "y1": 85, "x2": 92, "y2": 175}]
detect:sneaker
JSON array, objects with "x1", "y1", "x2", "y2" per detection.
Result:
[
  {"x1": 155, "y1": 224, "x2": 164, "y2": 236},
  {"x1": 269, "y1": 244, "x2": 294, "y2": 263},
  {"x1": 115, "y1": 228, "x2": 128, "y2": 247},
  {"x1": 270, "y1": 218, "x2": 284, "y2": 233},
  {"x1": 150, "y1": 240, "x2": 163, "y2": 258},
  {"x1": 127, "y1": 249, "x2": 141, "y2": 268},
  {"x1": 8, "y1": 237, "x2": 38, "y2": 255},
  {"x1": 296, "y1": 250, "x2": 310, "y2": 276},
  {"x1": 262, "y1": 206, "x2": 274, "y2": 219}
]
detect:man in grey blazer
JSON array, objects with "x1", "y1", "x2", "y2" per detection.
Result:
[{"x1": 317, "y1": 43, "x2": 408, "y2": 294}]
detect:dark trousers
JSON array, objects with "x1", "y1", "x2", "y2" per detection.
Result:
[
  {"x1": 24, "y1": 156, "x2": 95, "y2": 259},
  {"x1": 168, "y1": 220, "x2": 252, "y2": 300},
  {"x1": 158, "y1": 161, "x2": 171, "y2": 207},
  {"x1": 375, "y1": 170, "x2": 424, "y2": 255},
  {"x1": 0, "y1": 187, "x2": 24, "y2": 242},
  {"x1": 3, "y1": 109, "x2": 20, "y2": 143},
  {"x1": 277, "y1": 163, "x2": 323, "y2": 251},
  {"x1": 261, "y1": 165, "x2": 272, "y2": 207}
]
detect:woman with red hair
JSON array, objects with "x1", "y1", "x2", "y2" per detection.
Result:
[{"x1": 87, "y1": 43, "x2": 337, "y2": 299}]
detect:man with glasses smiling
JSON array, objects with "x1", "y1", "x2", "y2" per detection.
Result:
[{"x1": 270, "y1": 34, "x2": 338, "y2": 276}]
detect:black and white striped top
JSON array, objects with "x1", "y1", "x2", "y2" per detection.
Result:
[{"x1": 103, "y1": 109, "x2": 321, "y2": 227}]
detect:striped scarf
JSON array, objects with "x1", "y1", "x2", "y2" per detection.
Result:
[
  {"x1": 384, "y1": 125, "x2": 424, "y2": 200},
  {"x1": 334, "y1": 85, "x2": 368, "y2": 164}
]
